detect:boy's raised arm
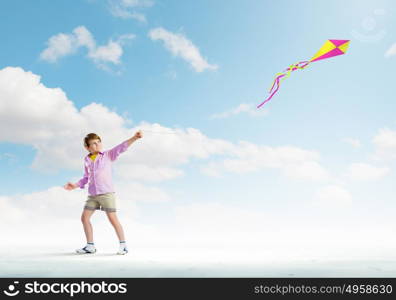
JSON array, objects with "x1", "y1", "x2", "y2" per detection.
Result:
[{"x1": 108, "y1": 131, "x2": 143, "y2": 161}]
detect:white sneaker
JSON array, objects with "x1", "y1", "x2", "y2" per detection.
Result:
[
  {"x1": 76, "y1": 245, "x2": 97, "y2": 254},
  {"x1": 117, "y1": 246, "x2": 128, "y2": 255}
]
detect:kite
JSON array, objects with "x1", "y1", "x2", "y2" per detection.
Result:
[{"x1": 257, "y1": 39, "x2": 350, "y2": 108}]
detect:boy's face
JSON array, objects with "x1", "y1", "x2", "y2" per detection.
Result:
[{"x1": 85, "y1": 139, "x2": 102, "y2": 154}]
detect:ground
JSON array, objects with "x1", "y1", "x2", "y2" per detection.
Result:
[{"x1": 1, "y1": 246, "x2": 395, "y2": 277}]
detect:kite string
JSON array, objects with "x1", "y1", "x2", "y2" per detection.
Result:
[{"x1": 140, "y1": 129, "x2": 178, "y2": 135}]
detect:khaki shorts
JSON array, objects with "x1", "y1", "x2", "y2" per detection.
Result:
[{"x1": 84, "y1": 193, "x2": 116, "y2": 212}]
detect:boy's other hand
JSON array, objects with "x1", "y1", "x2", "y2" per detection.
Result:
[{"x1": 64, "y1": 182, "x2": 78, "y2": 190}]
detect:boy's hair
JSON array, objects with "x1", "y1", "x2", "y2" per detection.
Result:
[{"x1": 84, "y1": 133, "x2": 101, "y2": 147}]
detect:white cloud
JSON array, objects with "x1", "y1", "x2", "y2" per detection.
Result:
[
  {"x1": 0, "y1": 67, "x2": 85, "y2": 147},
  {"x1": 0, "y1": 66, "x2": 330, "y2": 185},
  {"x1": 116, "y1": 182, "x2": 171, "y2": 203},
  {"x1": 149, "y1": 27, "x2": 218, "y2": 72},
  {"x1": 200, "y1": 162, "x2": 223, "y2": 178},
  {"x1": 173, "y1": 202, "x2": 272, "y2": 243},
  {"x1": 116, "y1": 164, "x2": 184, "y2": 182},
  {"x1": 123, "y1": 123, "x2": 234, "y2": 166},
  {"x1": 372, "y1": 127, "x2": 396, "y2": 160},
  {"x1": 344, "y1": 163, "x2": 390, "y2": 181},
  {"x1": 111, "y1": 7, "x2": 146, "y2": 22},
  {"x1": 89, "y1": 41, "x2": 123, "y2": 64},
  {"x1": 0, "y1": 186, "x2": 275, "y2": 249},
  {"x1": 0, "y1": 182, "x2": 172, "y2": 249},
  {"x1": 0, "y1": 188, "x2": 311, "y2": 249},
  {"x1": 313, "y1": 185, "x2": 352, "y2": 208},
  {"x1": 201, "y1": 143, "x2": 330, "y2": 182},
  {"x1": 0, "y1": 183, "x2": 169, "y2": 224},
  {"x1": 73, "y1": 26, "x2": 96, "y2": 50},
  {"x1": 0, "y1": 67, "x2": 230, "y2": 180},
  {"x1": 2, "y1": 190, "x2": 395, "y2": 263},
  {"x1": 282, "y1": 161, "x2": 330, "y2": 181},
  {"x1": 385, "y1": 43, "x2": 396, "y2": 58},
  {"x1": 342, "y1": 137, "x2": 361, "y2": 148},
  {"x1": 40, "y1": 26, "x2": 135, "y2": 70},
  {"x1": 0, "y1": 196, "x2": 26, "y2": 223},
  {"x1": 169, "y1": 201, "x2": 393, "y2": 257},
  {"x1": 0, "y1": 187, "x2": 85, "y2": 231},
  {"x1": 108, "y1": 0, "x2": 153, "y2": 22},
  {"x1": 39, "y1": 33, "x2": 77, "y2": 63},
  {"x1": 210, "y1": 103, "x2": 268, "y2": 119}
]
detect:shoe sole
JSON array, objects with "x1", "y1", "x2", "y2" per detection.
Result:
[{"x1": 76, "y1": 249, "x2": 97, "y2": 254}]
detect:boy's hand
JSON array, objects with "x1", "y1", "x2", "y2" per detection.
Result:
[
  {"x1": 134, "y1": 130, "x2": 143, "y2": 139},
  {"x1": 127, "y1": 130, "x2": 143, "y2": 147},
  {"x1": 64, "y1": 182, "x2": 78, "y2": 191}
]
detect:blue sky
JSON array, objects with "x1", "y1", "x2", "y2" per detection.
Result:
[{"x1": 1, "y1": 0, "x2": 396, "y2": 256}]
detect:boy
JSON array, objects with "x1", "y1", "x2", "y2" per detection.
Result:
[{"x1": 63, "y1": 131, "x2": 143, "y2": 255}]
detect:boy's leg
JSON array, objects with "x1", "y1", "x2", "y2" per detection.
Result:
[
  {"x1": 106, "y1": 212, "x2": 125, "y2": 241},
  {"x1": 81, "y1": 208, "x2": 95, "y2": 243}
]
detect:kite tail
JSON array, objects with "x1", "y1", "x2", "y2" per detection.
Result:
[
  {"x1": 257, "y1": 74, "x2": 284, "y2": 108},
  {"x1": 257, "y1": 60, "x2": 310, "y2": 108}
]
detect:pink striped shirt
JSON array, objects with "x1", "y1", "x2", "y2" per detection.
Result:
[{"x1": 77, "y1": 140, "x2": 129, "y2": 196}]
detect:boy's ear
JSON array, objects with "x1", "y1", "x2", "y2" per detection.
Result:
[{"x1": 84, "y1": 145, "x2": 89, "y2": 151}]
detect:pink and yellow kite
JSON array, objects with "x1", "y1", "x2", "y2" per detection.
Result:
[{"x1": 257, "y1": 39, "x2": 350, "y2": 108}]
